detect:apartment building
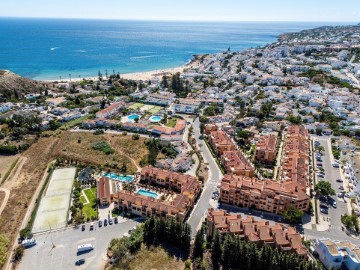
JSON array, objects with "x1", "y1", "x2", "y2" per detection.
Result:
[
  {"x1": 95, "y1": 101, "x2": 125, "y2": 119},
  {"x1": 206, "y1": 209, "x2": 308, "y2": 259},
  {"x1": 151, "y1": 119, "x2": 186, "y2": 135},
  {"x1": 219, "y1": 174, "x2": 309, "y2": 214},
  {"x1": 208, "y1": 130, "x2": 236, "y2": 155},
  {"x1": 255, "y1": 134, "x2": 278, "y2": 164},
  {"x1": 221, "y1": 150, "x2": 255, "y2": 177},
  {"x1": 279, "y1": 125, "x2": 310, "y2": 187},
  {"x1": 140, "y1": 166, "x2": 201, "y2": 195},
  {"x1": 204, "y1": 123, "x2": 218, "y2": 135},
  {"x1": 114, "y1": 190, "x2": 193, "y2": 221},
  {"x1": 113, "y1": 166, "x2": 202, "y2": 221}
]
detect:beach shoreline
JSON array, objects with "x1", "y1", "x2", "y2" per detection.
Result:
[{"x1": 40, "y1": 59, "x2": 200, "y2": 83}]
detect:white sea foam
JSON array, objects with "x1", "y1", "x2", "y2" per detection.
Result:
[
  {"x1": 50, "y1": 47, "x2": 60, "y2": 51},
  {"x1": 130, "y1": 54, "x2": 165, "y2": 60}
]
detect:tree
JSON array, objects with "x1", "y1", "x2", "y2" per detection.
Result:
[
  {"x1": 132, "y1": 134, "x2": 140, "y2": 140},
  {"x1": 13, "y1": 245, "x2": 24, "y2": 261},
  {"x1": 192, "y1": 228, "x2": 204, "y2": 259},
  {"x1": 283, "y1": 205, "x2": 304, "y2": 224},
  {"x1": 211, "y1": 230, "x2": 222, "y2": 268},
  {"x1": 315, "y1": 181, "x2": 335, "y2": 197},
  {"x1": 100, "y1": 99, "x2": 106, "y2": 109},
  {"x1": 78, "y1": 202, "x2": 84, "y2": 216},
  {"x1": 121, "y1": 163, "x2": 127, "y2": 173}
]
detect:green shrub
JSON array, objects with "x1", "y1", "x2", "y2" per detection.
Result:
[{"x1": 91, "y1": 141, "x2": 115, "y2": 155}]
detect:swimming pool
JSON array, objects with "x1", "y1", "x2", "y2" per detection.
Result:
[
  {"x1": 104, "y1": 172, "x2": 134, "y2": 182},
  {"x1": 127, "y1": 114, "x2": 141, "y2": 122},
  {"x1": 149, "y1": 115, "x2": 162, "y2": 123},
  {"x1": 137, "y1": 189, "x2": 158, "y2": 199}
]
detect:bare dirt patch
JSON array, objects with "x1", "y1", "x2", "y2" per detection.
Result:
[
  {"x1": 0, "y1": 136, "x2": 59, "y2": 268},
  {"x1": 52, "y1": 132, "x2": 148, "y2": 172}
]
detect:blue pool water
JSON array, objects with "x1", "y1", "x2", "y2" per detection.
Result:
[
  {"x1": 127, "y1": 114, "x2": 140, "y2": 122},
  {"x1": 0, "y1": 18, "x2": 336, "y2": 80},
  {"x1": 104, "y1": 172, "x2": 134, "y2": 182},
  {"x1": 137, "y1": 189, "x2": 158, "y2": 199},
  {"x1": 149, "y1": 115, "x2": 162, "y2": 122}
]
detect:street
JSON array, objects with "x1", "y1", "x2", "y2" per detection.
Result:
[
  {"x1": 18, "y1": 219, "x2": 140, "y2": 270},
  {"x1": 186, "y1": 117, "x2": 223, "y2": 235},
  {"x1": 312, "y1": 136, "x2": 349, "y2": 235}
]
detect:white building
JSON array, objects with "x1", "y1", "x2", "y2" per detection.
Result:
[{"x1": 315, "y1": 239, "x2": 360, "y2": 270}]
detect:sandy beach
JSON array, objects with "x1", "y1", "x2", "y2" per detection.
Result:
[{"x1": 44, "y1": 65, "x2": 192, "y2": 83}]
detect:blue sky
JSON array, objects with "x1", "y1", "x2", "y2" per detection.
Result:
[{"x1": 1, "y1": 0, "x2": 360, "y2": 22}]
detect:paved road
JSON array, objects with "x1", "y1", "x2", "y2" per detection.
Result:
[
  {"x1": 312, "y1": 136, "x2": 349, "y2": 237},
  {"x1": 186, "y1": 118, "x2": 223, "y2": 236},
  {"x1": 19, "y1": 219, "x2": 140, "y2": 270}
]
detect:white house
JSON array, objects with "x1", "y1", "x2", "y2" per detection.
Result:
[{"x1": 315, "y1": 239, "x2": 360, "y2": 270}]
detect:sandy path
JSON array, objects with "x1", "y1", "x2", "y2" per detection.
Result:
[{"x1": 0, "y1": 188, "x2": 10, "y2": 216}]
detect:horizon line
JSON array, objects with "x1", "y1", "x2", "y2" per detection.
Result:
[{"x1": 0, "y1": 16, "x2": 358, "y2": 24}]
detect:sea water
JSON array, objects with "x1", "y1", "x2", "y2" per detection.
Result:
[{"x1": 0, "y1": 18, "x2": 340, "y2": 80}]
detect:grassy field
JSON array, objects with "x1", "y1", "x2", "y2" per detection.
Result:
[
  {"x1": 53, "y1": 132, "x2": 148, "y2": 172},
  {"x1": 148, "y1": 106, "x2": 163, "y2": 114},
  {"x1": 129, "y1": 103, "x2": 144, "y2": 110},
  {"x1": 166, "y1": 117, "x2": 178, "y2": 128},
  {"x1": 60, "y1": 115, "x2": 91, "y2": 130},
  {"x1": 119, "y1": 246, "x2": 184, "y2": 270},
  {"x1": 81, "y1": 188, "x2": 97, "y2": 219}
]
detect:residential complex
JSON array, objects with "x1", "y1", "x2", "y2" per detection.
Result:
[
  {"x1": 207, "y1": 209, "x2": 308, "y2": 259},
  {"x1": 113, "y1": 166, "x2": 202, "y2": 221},
  {"x1": 255, "y1": 133, "x2": 278, "y2": 164},
  {"x1": 208, "y1": 130, "x2": 236, "y2": 155},
  {"x1": 279, "y1": 125, "x2": 310, "y2": 187},
  {"x1": 220, "y1": 150, "x2": 255, "y2": 177},
  {"x1": 219, "y1": 174, "x2": 310, "y2": 214}
]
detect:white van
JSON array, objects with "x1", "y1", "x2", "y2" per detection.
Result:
[{"x1": 77, "y1": 244, "x2": 94, "y2": 253}]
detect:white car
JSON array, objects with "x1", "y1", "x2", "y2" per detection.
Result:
[{"x1": 332, "y1": 201, "x2": 337, "y2": 208}]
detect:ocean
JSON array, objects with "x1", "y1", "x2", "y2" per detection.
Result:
[{"x1": 0, "y1": 18, "x2": 344, "y2": 80}]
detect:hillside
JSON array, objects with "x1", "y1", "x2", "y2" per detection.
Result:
[{"x1": 0, "y1": 70, "x2": 49, "y2": 100}]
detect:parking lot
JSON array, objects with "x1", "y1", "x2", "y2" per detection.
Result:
[{"x1": 19, "y1": 218, "x2": 141, "y2": 270}]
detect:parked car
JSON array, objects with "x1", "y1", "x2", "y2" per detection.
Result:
[
  {"x1": 317, "y1": 173, "x2": 325, "y2": 178},
  {"x1": 336, "y1": 179, "x2": 343, "y2": 183},
  {"x1": 338, "y1": 193, "x2": 344, "y2": 198},
  {"x1": 90, "y1": 222, "x2": 94, "y2": 230},
  {"x1": 109, "y1": 219, "x2": 113, "y2": 225},
  {"x1": 75, "y1": 259, "x2": 85, "y2": 266},
  {"x1": 332, "y1": 201, "x2": 337, "y2": 208},
  {"x1": 320, "y1": 204, "x2": 328, "y2": 209},
  {"x1": 339, "y1": 186, "x2": 344, "y2": 190},
  {"x1": 114, "y1": 217, "x2": 118, "y2": 224},
  {"x1": 81, "y1": 224, "x2": 85, "y2": 231},
  {"x1": 320, "y1": 208, "x2": 329, "y2": 214},
  {"x1": 319, "y1": 195, "x2": 327, "y2": 202},
  {"x1": 98, "y1": 220, "x2": 102, "y2": 227},
  {"x1": 104, "y1": 219, "x2": 108, "y2": 226}
]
